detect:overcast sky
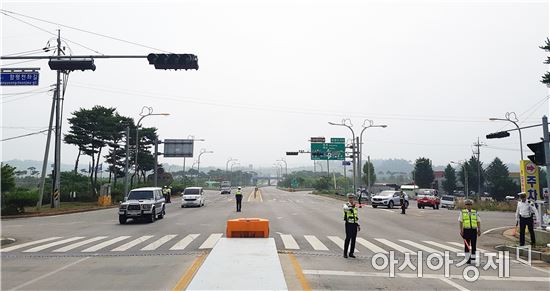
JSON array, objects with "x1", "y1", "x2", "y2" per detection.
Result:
[{"x1": 1, "y1": 0, "x2": 549, "y2": 172}]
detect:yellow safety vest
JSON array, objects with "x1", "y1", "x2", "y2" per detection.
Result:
[
  {"x1": 343, "y1": 205, "x2": 358, "y2": 223},
  {"x1": 462, "y1": 209, "x2": 478, "y2": 229},
  {"x1": 235, "y1": 190, "x2": 242, "y2": 196}
]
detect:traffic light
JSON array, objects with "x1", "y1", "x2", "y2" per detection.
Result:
[
  {"x1": 286, "y1": 152, "x2": 299, "y2": 156},
  {"x1": 147, "y1": 53, "x2": 198, "y2": 70},
  {"x1": 48, "y1": 58, "x2": 96, "y2": 71},
  {"x1": 527, "y1": 141, "x2": 545, "y2": 166},
  {"x1": 486, "y1": 131, "x2": 510, "y2": 139}
]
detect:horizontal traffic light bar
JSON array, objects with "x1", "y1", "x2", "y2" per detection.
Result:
[
  {"x1": 486, "y1": 131, "x2": 511, "y2": 139},
  {"x1": 1, "y1": 53, "x2": 199, "y2": 71}
]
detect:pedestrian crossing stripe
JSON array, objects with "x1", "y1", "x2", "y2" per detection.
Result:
[{"x1": 1, "y1": 234, "x2": 490, "y2": 255}]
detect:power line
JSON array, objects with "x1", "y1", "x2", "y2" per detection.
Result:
[
  {"x1": 1, "y1": 11, "x2": 103, "y2": 55},
  {"x1": 1, "y1": 129, "x2": 49, "y2": 142},
  {"x1": 0, "y1": 9, "x2": 172, "y2": 53}
]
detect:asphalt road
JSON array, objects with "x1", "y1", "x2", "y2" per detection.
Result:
[{"x1": 1, "y1": 186, "x2": 549, "y2": 290}]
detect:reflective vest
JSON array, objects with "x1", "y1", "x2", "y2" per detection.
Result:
[
  {"x1": 462, "y1": 209, "x2": 478, "y2": 229},
  {"x1": 343, "y1": 204, "x2": 358, "y2": 223},
  {"x1": 235, "y1": 190, "x2": 242, "y2": 196}
]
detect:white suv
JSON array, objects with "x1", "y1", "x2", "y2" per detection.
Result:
[{"x1": 118, "y1": 187, "x2": 166, "y2": 224}]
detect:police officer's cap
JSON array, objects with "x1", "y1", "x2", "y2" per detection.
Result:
[
  {"x1": 464, "y1": 199, "x2": 473, "y2": 205},
  {"x1": 347, "y1": 193, "x2": 355, "y2": 198}
]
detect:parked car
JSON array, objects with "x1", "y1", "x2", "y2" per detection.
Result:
[
  {"x1": 220, "y1": 186, "x2": 231, "y2": 195},
  {"x1": 181, "y1": 187, "x2": 205, "y2": 208},
  {"x1": 417, "y1": 189, "x2": 440, "y2": 209},
  {"x1": 371, "y1": 190, "x2": 408, "y2": 209},
  {"x1": 440, "y1": 195, "x2": 455, "y2": 209},
  {"x1": 118, "y1": 187, "x2": 166, "y2": 224}
]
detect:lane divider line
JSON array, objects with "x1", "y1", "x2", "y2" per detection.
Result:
[
  {"x1": 172, "y1": 252, "x2": 208, "y2": 291},
  {"x1": 9, "y1": 257, "x2": 90, "y2": 291},
  {"x1": 289, "y1": 253, "x2": 312, "y2": 291}
]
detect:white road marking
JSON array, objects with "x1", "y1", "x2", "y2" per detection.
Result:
[
  {"x1": 375, "y1": 238, "x2": 415, "y2": 254},
  {"x1": 199, "y1": 233, "x2": 223, "y2": 249},
  {"x1": 0, "y1": 237, "x2": 62, "y2": 252},
  {"x1": 423, "y1": 241, "x2": 463, "y2": 253},
  {"x1": 81, "y1": 236, "x2": 130, "y2": 252},
  {"x1": 111, "y1": 235, "x2": 154, "y2": 252},
  {"x1": 53, "y1": 236, "x2": 108, "y2": 252},
  {"x1": 380, "y1": 209, "x2": 394, "y2": 213},
  {"x1": 9, "y1": 257, "x2": 90, "y2": 291},
  {"x1": 280, "y1": 234, "x2": 299, "y2": 250},
  {"x1": 399, "y1": 239, "x2": 443, "y2": 255},
  {"x1": 304, "y1": 235, "x2": 329, "y2": 251},
  {"x1": 302, "y1": 269, "x2": 550, "y2": 282},
  {"x1": 327, "y1": 236, "x2": 357, "y2": 251},
  {"x1": 482, "y1": 226, "x2": 515, "y2": 235},
  {"x1": 356, "y1": 238, "x2": 388, "y2": 254},
  {"x1": 140, "y1": 235, "x2": 177, "y2": 251},
  {"x1": 23, "y1": 237, "x2": 85, "y2": 253},
  {"x1": 170, "y1": 234, "x2": 200, "y2": 250},
  {"x1": 438, "y1": 278, "x2": 470, "y2": 291}
]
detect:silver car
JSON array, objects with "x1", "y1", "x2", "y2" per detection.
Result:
[
  {"x1": 118, "y1": 187, "x2": 166, "y2": 224},
  {"x1": 371, "y1": 190, "x2": 409, "y2": 209}
]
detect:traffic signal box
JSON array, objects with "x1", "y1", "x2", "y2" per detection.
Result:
[
  {"x1": 527, "y1": 141, "x2": 545, "y2": 166},
  {"x1": 147, "y1": 53, "x2": 198, "y2": 70},
  {"x1": 226, "y1": 218, "x2": 269, "y2": 238}
]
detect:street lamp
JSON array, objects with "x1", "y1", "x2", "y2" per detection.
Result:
[
  {"x1": 489, "y1": 112, "x2": 524, "y2": 160},
  {"x1": 359, "y1": 119, "x2": 387, "y2": 192},
  {"x1": 197, "y1": 149, "x2": 214, "y2": 178},
  {"x1": 182, "y1": 135, "x2": 205, "y2": 182},
  {"x1": 329, "y1": 119, "x2": 357, "y2": 193},
  {"x1": 276, "y1": 158, "x2": 288, "y2": 176},
  {"x1": 134, "y1": 106, "x2": 169, "y2": 183},
  {"x1": 451, "y1": 160, "x2": 468, "y2": 199},
  {"x1": 226, "y1": 158, "x2": 238, "y2": 177}
]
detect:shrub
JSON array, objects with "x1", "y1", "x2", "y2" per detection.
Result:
[{"x1": 1, "y1": 189, "x2": 39, "y2": 214}]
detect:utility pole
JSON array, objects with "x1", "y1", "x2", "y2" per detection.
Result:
[
  {"x1": 543, "y1": 116, "x2": 550, "y2": 203},
  {"x1": 123, "y1": 125, "x2": 130, "y2": 196},
  {"x1": 154, "y1": 138, "x2": 159, "y2": 187},
  {"x1": 473, "y1": 137, "x2": 486, "y2": 197},
  {"x1": 367, "y1": 155, "x2": 371, "y2": 193},
  {"x1": 355, "y1": 137, "x2": 360, "y2": 193},
  {"x1": 37, "y1": 86, "x2": 55, "y2": 209},
  {"x1": 326, "y1": 159, "x2": 330, "y2": 178},
  {"x1": 51, "y1": 30, "x2": 62, "y2": 208}
]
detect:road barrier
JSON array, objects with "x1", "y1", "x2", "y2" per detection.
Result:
[{"x1": 226, "y1": 218, "x2": 269, "y2": 238}]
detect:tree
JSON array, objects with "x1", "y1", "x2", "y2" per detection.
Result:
[
  {"x1": 458, "y1": 156, "x2": 485, "y2": 195},
  {"x1": 541, "y1": 38, "x2": 550, "y2": 86},
  {"x1": 1, "y1": 163, "x2": 16, "y2": 193},
  {"x1": 362, "y1": 161, "x2": 377, "y2": 187},
  {"x1": 65, "y1": 106, "x2": 125, "y2": 195},
  {"x1": 413, "y1": 157, "x2": 434, "y2": 188},
  {"x1": 442, "y1": 164, "x2": 457, "y2": 194},
  {"x1": 486, "y1": 157, "x2": 519, "y2": 201}
]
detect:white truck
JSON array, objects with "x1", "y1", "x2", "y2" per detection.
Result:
[{"x1": 220, "y1": 180, "x2": 232, "y2": 194}]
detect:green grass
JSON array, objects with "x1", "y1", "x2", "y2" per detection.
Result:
[
  {"x1": 22, "y1": 202, "x2": 112, "y2": 214},
  {"x1": 455, "y1": 200, "x2": 517, "y2": 212}
]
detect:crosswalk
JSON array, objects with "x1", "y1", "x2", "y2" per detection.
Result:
[{"x1": 1, "y1": 233, "x2": 477, "y2": 256}]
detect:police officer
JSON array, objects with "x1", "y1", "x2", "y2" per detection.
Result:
[
  {"x1": 162, "y1": 186, "x2": 170, "y2": 202},
  {"x1": 400, "y1": 190, "x2": 406, "y2": 214},
  {"x1": 235, "y1": 186, "x2": 243, "y2": 212},
  {"x1": 459, "y1": 199, "x2": 481, "y2": 264},
  {"x1": 516, "y1": 193, "x2": 538, "y2": 246},
  {"x1": 343, "y1": 193, "x2": 360, "y2": 258}
]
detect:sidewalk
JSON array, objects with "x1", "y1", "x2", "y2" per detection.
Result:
[{"x1": 497, "y1": 227, "x2": 550, "y2": 263}]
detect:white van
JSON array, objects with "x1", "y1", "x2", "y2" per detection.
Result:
[
  {"x1": 440, "y1": 195, "x2": 455, "y2": 209},
  {"x1": 181, "y1": 187, "x2": 205, "y2": 208}
]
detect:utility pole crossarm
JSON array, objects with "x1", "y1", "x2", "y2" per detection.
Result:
[{"x1": 1, "y1": 55, "x2": 148, "y2": 60}]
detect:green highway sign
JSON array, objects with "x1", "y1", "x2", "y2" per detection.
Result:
[
  {"x1": 330, "y1": 137, "x2": 345, "y2": 144},
  {"x1": 310, "y1": 142, "x2": 345, "y2": 160}
]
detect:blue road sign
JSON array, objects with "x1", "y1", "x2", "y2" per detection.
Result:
[{"x1": 1, "y1": 69, "x2": 40, "y2": 86}]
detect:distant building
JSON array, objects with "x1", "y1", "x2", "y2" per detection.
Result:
[{"x1": 432, "y1": 171, "x2": 445, "y2": 192}]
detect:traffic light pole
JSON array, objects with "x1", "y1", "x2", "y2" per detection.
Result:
[{"x1": 543, "y1": 116, "x2": 550, "y2": 204}]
